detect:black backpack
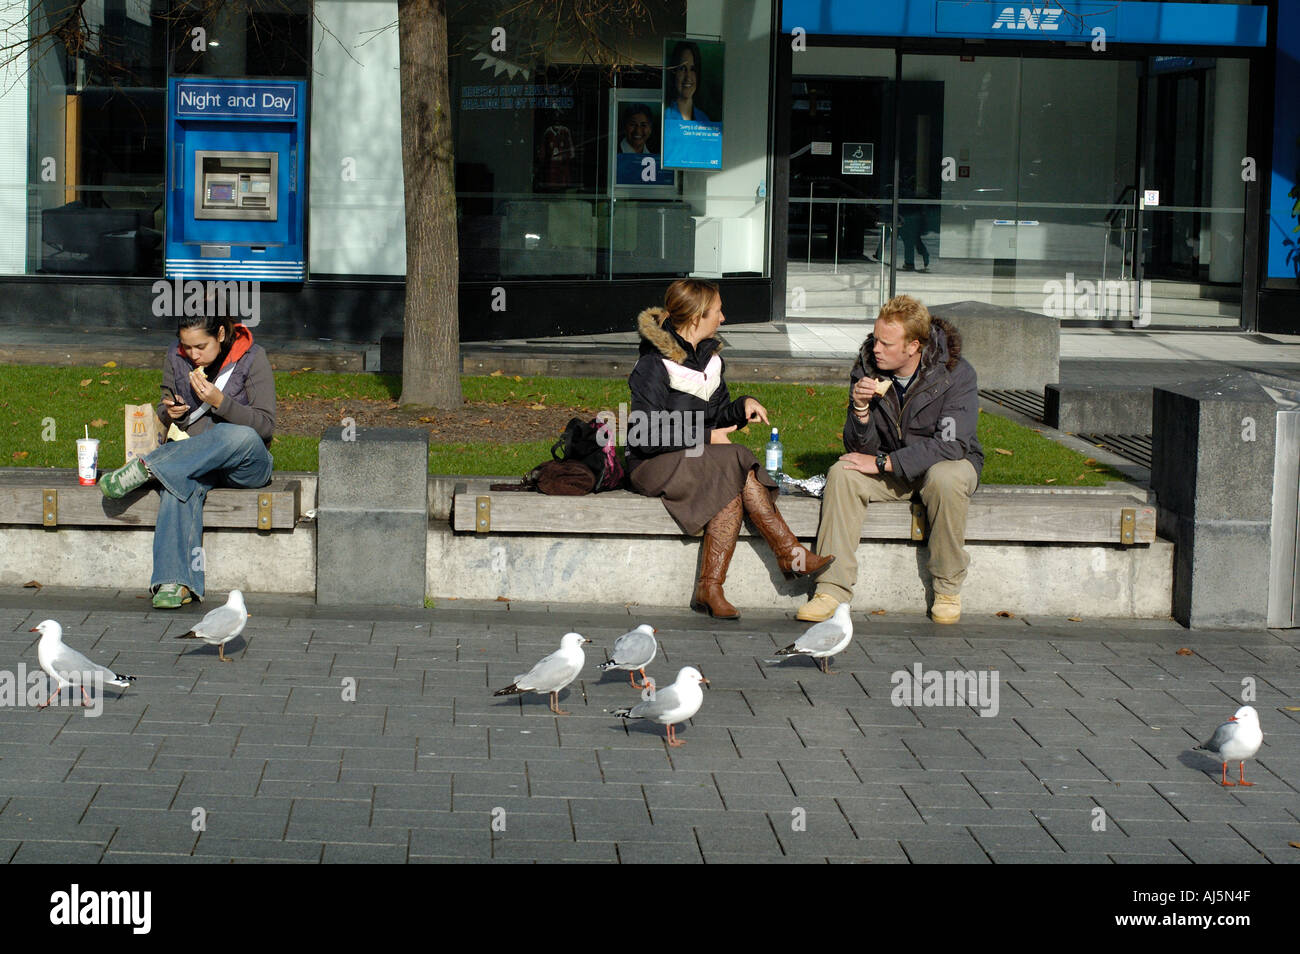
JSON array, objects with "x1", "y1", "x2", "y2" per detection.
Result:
[{"x1": 551, "y1": 417, "x2": 625, "y2": 492}]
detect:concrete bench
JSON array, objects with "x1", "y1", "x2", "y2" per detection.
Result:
[
  {"x1": 0, "y1": 469, "x2": 303, "y2": 530},
  {"x1": 0, "y1": 469, "x2": 314, "y2": 596},
  {"x1": 439, "y1": 481, "x2": 1172, "y2": 617},
  {"x1": 452, "y1": 485, "x2": 1156, "y2": 545}
]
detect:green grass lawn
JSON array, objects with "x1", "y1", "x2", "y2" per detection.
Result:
[{"x1": 0, "y1": 367, "x2": 1123, "y2": 485}]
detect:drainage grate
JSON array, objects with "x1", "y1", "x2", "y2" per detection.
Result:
[
  {"x1": 1077, "y1": 434, "x2": 1153, "y2": 469},
  {"x1": 980, "y1": 389, "x2": 1046, "y2": 423}
]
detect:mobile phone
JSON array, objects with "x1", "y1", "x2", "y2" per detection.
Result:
[{"x1": 161, "y1": 385, "x2": 176, "y2": 403}]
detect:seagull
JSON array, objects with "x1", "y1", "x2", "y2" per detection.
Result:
[
  {"x1": 596, "y1": 624, "x2": 657, "y2": 688},
  {"x1": 773, "y1": 602, "x2": 853, "y2": 673},
  {"x1": 493, "y1": 632, "x2": 589, "y2": 715},
  {"x1": 1196, "y1": 705, "x2": 1263, "y2": 787},
  {"x1": 612, "y1": 666, "x2": 709, "y2": 747},
  {"x1": 175, "y1": 589, "x2": 248, "y2": 662},
  {"x1": 29, "y1": 620, "x2": 136, "y2": 708}
]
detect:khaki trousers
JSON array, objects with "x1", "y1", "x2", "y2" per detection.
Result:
[{"x1": 813, "y1": 458, "x2": 979, "y2": 601}]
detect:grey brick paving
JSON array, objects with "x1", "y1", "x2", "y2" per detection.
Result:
[{"x1": 2, "y1": 589, "x2": 1298, "y2": 863}]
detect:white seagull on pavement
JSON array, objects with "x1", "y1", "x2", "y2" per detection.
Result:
[
  {"x1": 596, "y1": 624, "x2": 657, "y2": 688},
  {"x1": 175, "y1": 589, "x2": 248, "y2": 662},
  {"x1": 773, "y1": 602, "x2": 853, "y2": 673},
  {"x1": 1196, "y1": 705, "x2": 1263, "y2": 787},
  {"x1": 493, "y1": 632, "x2": 589, "y2": 715},
  {"x1": 30, "y1": 620, "x2": 136, "y2": 708},
  {"x1": 612, "y1": 666, "x2": 709, "y2": 747}
]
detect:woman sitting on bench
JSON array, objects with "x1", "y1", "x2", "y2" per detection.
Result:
[
  {"x1": 627, "y1": 279, "x2": 832, "y2": 620},
  {"x1": 99, "y1": 313, "x2": 276, "y2": 608}
]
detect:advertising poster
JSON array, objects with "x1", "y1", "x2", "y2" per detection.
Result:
[
  {"x1": 610, "y1": 91, "x2": 675, "y2": 194},
  {"x1": 662, "y1": 38, "x2": 724, "y2": 170}
]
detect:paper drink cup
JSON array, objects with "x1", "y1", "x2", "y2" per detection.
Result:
[{"x1": 76, "y1": 438, "x2": 99, "y2": 486}]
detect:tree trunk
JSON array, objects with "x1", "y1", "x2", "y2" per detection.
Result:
[{"x1": 397, "y1": 0, "x2": 462, "y2": 408}]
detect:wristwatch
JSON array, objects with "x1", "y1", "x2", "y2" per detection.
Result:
[{"x1": 875, "y1": 452, "x2": 889, "y2": 473}]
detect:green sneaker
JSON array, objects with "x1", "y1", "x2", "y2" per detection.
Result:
[
  {"x1": 100, "y1": 458, "x2": 151, "y2": 499},
  {"x1": 152, "y1": 583, "x2": 192, "y2": 609}
]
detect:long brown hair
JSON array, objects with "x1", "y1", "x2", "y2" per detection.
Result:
[{"x1": 663, "y1": 279, "x2": 719, "y2": 335}]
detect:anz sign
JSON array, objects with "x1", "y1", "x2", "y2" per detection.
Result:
[
  {"x1": 933, "y1": 0, "x2": 1114, "y2": 41},
  {"x1": 990, "y1": 7, "x2": 1064, "y2": 31}
]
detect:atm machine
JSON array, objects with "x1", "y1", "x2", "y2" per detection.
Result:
[{"x1": 165, "y1": 77, "x2": 307, "y2": 280}]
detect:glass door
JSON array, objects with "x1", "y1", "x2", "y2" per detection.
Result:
[{"x1": 1137, "y1": 56, "x2": 1249, "y2": 326}]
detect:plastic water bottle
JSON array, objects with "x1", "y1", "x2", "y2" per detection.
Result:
[{"x1": 765, "y1": 427, "x2": 783, "y2": 482}]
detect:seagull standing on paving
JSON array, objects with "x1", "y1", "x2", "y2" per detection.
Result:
[
  {"x1": 1196, "y1": 705, "x2": 1263, "y2": 787},
  {"x1": 494, "y1": 632, "x2": 589, "y2": 715},
  {"x1": 30, "y1": 620, "x2": 136, "y2": 708},
  {"x1": 612, "y1": 666, "x2": 709, "y2": 747},
  {"x1": 773, "y1": 602, "x2": 853, "y2": 673},
  {"x1": 175, "y1": 589, "x2": 248, "y2": 663},
  {"x1": 597, "y1": 624, "x2": 658, "y2": 688}
]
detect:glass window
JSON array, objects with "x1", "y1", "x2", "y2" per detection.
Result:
[
  {"x1": 446, "y1": 0, "x2": 773, "y2": 283},
  {"x1": 27, "y1": 0, "x2": 169, "y2": 277}
]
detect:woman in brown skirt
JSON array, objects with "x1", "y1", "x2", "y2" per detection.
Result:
[{"x1": 626, "y1": 279, "x2": 833, "y2": 619}]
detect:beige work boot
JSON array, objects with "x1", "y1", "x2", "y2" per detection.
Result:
[
  {"x1": 930, "y1": 593, "x2": 961, "y2": 624},
  {"x1": 796, "y1": 592, "x2": 839, "y2": 622}
]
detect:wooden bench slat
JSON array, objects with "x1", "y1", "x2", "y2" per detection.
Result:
[
  {"x1": 0, "y1": 472, "x2": 302, "y2": 530},
  {"x1": 451, "y1": 489, "x2": 1156, "y2": 544}
]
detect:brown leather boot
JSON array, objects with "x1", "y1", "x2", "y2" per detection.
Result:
[
  {"x1": 691, "y1": 494, "x2": 742, "y2": 620},
  {"x1": 741, "y1": 471, "x2": 835, "y2": 578}
]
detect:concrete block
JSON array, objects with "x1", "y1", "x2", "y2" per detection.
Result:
[
  {"x1": 1152, "y1": 372, "x2": 1300, "y2": 628},
  {"x1": 429, "y1": 528, "x2": 1174, "y2": 618},
  {"x1": 929, "y1": 300, "x2": 1059, "y2": 392},
  {"x1": 0, "y1": 525, "x2": 316, "y2": 596},
  {"x1": 1162, "y1": 514, "x2": 1271, "y2": 629},
  {"x1": 1151, "y1": 373, "x2": 1280, "y2": 523},
  {"x1": 318, "y1": 427, "x2": 428, "y2": 606},
  {"x1": 1045, "y1": 384, "x2": 1152, "y2": 434}
]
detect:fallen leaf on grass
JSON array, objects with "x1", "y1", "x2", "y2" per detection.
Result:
[
  {"x1": 89, "y1": 419, "x2": 108, "y2": 428},
  {"x1": 994, "y1": 448, "x2": 1013, "y2": 456},
  {"x1": 102, "y1": 361, "x2": 116, "y2": 368},
  {"x1": 996, "y1": 610, "x2": 1015, "y2": 618},
  {"x1": 99, "y1": 380, "x2": 111, "y2": 385},
  {"x1": 513, "y1": 375, "x2": 522, "y2": 383},
  {"x1": 11, "y1": 451, "x2": 28, "y2": 459},
  {"x1": 805, "y1": 387, "x2": 816, "y2": 396},
  {"x1": 1045, "y1": 478, "x2": 1056, "y2": 484},
  {"x1": 23, "y1": 580, "x2": 41, "y2": 588},
  {"x1": 489, "y1": 370, "x2": 504, "y2": 377},
  {"x1": 1176, "y1": 648, "x2": 1195, "y2": 656},
  {"x1": 79, "y1": 378, "x2": 92, "y2": 387},
  {"x1": 527, "y1": 403, "x2": 546, "y2": 410},
  {"x1": 1084, "y1": 458, "x2": 1097, "y2": 466},
  {"x1": 1074, "y1": 473, "x2": 1087, "y2": 481}
]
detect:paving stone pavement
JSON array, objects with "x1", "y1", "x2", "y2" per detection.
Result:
[{"x1": 1, "y1": 586, "x2": 1297, "y2": 864}]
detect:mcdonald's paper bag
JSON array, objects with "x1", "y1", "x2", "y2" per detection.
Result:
[{"x1": 124, "y1": 403, "x2": 163, "y2": 464}]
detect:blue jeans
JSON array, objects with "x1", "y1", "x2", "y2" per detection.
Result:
[{"x1": 144, "y1": 423, "x2": 273, "y2": 600}]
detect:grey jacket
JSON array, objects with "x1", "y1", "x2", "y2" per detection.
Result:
[
  {"x1": 842, "y1": 318, "x2": 984, "y2": 482},
  {"x1": 158, "y1": 339, "x2": 275, "y2": 446}
]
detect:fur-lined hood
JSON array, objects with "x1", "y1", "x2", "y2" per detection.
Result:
[
  {"x1": 854, "y1": 316, "x2": 964, "y2": 379},
  {"x1": 636, "y1": 306, "x2": 726, "y2": 365}
]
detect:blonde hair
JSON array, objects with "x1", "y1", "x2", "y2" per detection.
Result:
[
  {"x1": 876, "y1": 294, "x2": 931, "y2": 346},
  {"x1": 663, "y1": 279, "x2": 719, "y2": 334}
]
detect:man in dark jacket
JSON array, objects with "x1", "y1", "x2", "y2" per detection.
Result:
[{"x1": 798, "y1": 295, "x2": 984, "y2": 624}]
